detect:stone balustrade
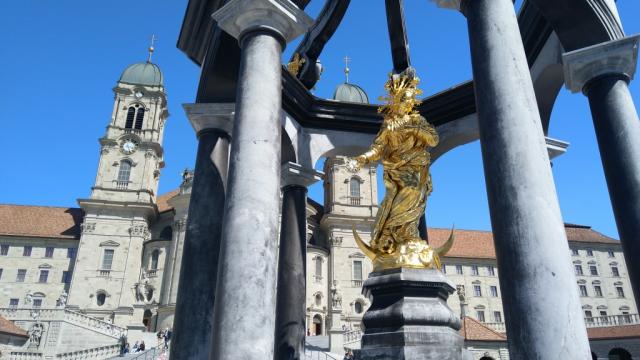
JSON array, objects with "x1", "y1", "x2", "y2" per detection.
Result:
[
  {"x1": 9, "y1": 352, "x2": 44, "y2": 360},
  {"x1": 0, "y1": 308, "x2": 126, "y2": 339},
  {"x1": 55, "y1": 344, "x2": 120, "y2": 359}
]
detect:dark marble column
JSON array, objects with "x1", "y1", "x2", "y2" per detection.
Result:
[
  {"x1": 433, "y1": 0, "x2": 591, "y2": 357},
  {"x1": 563, "y1": 35, "x2": 640, "y2": 307},
  {"x1": 170, "y1": 128, "x2": 229, "y2": 359},
  {"x1": 211, "y1": 2, "x2": 312, "y2": 359},
  {"x1": 274, "y1": 163, "x2": 321, "y2": 360}
]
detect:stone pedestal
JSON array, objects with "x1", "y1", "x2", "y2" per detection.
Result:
[
  {"x1": 328, "y1": 308, "x2": 344, "y2": 354},
  {"x1": 356, "y1": 268, "x2": 462, "y2": 360}
]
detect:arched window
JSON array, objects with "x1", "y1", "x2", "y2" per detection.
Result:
[
  {"x1": 135, "y1": 108, "x2": 145, "y2": 129},
  {"x1": 315, "y1": 293, "x2": 322, "y2": 306},
  {"x1": 159, "y1": 226, "x2": 173, "y2": 240},
  {"x1": 117, "y1": 160, "x2": 132, "y2": 188},
  {"x1": 609, "y1": 348, "x2": 632, "y2": 360},
  {"x1": 96, "y1": 292, "x2": 106, "y2": 306},
  {"x1": 125, "y1": 107, "x2": 136, "y2": 129},
  {"x1": 354, "y1": 301, "x2": 363, "y2": 314},
  {"x1": 151, "y1": 249, "x2": 159, "y2": 270},
  {"x1": 315, "y1": 257, "x2": 322, "y2": 278},
  {"x1": 349, "y1": 178, "x2": 360, "y2": 205}
]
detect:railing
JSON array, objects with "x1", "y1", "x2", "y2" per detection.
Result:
[
  {"x1": 126, "y1": 347, "x2": 169, "y2": 360},
  {"x1": 116, "y1": 181, "x2": 129, "y2": 190},
  {"x1": 0, "y1": 308, "x2": 126, "y2": 339},
  {"x1": 9, "y1": 351, "x2": 43, "y2": 360},
  {"x1": 147, "y1": 269, "x2": 157, "y2": 277},
  {"x1": 585, "y1": 314, "x2": 640, "y2": 327},
  {"x1": 99, "y1": 269, "x2": 112, "y2": 277},
  {"x1": 123, "y1": 129, "x2": 143, "y2": 136},
  {"x1": 56, "y1": 344, "x2": 120, "y2": 359},
  {"x1": 351, "y1": 280, "x2": 363, "y2": 287},
  {"x1": 483, "y1": 314, "x2": 640, "y2": 332},
  {"x1": 343, "y1": 329, "x2": 362, "y2": 346},
  {"x1": 348, "y1": 196, "x2": 361, "y2": 206},
  {"x1": 304, "y1": 350, "x2": 338, "y2": 360},
  {"x1": 483, "y1": 322, "x2": 506, "y2": 332}
]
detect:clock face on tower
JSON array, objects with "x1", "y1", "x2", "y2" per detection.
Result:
[
  {"x1": 134, "y1": 91, "x2": 144, "y2": 99},
  {"x1": 121, "y1": 139, "x2": 138, "y2": 154}
]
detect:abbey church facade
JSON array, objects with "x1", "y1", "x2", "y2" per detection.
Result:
[{"x1": 0, "y1": 59, "x2": 637, "y2": 358}]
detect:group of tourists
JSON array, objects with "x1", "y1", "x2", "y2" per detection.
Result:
[{"x1": 157, "y1": 327, "x2": 173, "y2": 350}]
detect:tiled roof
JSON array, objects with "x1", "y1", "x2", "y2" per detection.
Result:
[
  {"x1": 459, "y1": 316, "x2": 507, "y2": 342},
  {"x1": 587, "y1": 325, "x2": 640, "y2": 340},
  {"x1": 429, "y1": 223, "x2": 619, "y2": 260},
  {"x1": 429, "y1": 228, "x2": 496, "y2": 259},
  {"x1": 0, "y1": 315, "x2": 28, "y2": 338},
  {"x1": 157, "y1": 189, "x2": 179, "y2": 213},
  {"x1": 0, "y1": 204, "x2": 83, "y2": 240}
]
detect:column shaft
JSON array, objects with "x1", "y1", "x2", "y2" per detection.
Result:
[
  {"x1": 211, "y1": 31, "x2": 283, "y2": 360},
  {"x1": 274, "y1": 185, "x2": 307, "y2": 360},
  {"x1": 465, "y1": 0, "x2": 591, "y2": 357},
  {"x1": 170, "y1": 130, "x2": 229, "y2": 359},
  {"x1": 586, "y1": 74, "x2": 640, "y2": 305}
]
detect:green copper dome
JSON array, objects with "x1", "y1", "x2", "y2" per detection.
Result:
[
  {"x1": 332, "y1": 83, "x2": 369, "y2": 104},
  {"x1": 119, "y1": 62, "x2": 163, "y2": 86}
]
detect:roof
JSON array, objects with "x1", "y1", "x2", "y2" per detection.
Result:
[
  {"x1": 0, "y1": 315, "x2": 28, "y2": 338},
  {"x1": 332, "y1": 83, "x2": 369, "y2": 104},
  {"x1": 0, "y1": 204, "x2": 83, "y2": 240},
  {"x1": 587, "y1": 325, "x2": 640, "y2": 340},
  {"x1": 429, "y1": 224, "x2": 619, "y2": 260},
  {"x1": 157, "y1": 189, "x2": 179, "y2": 213},
  {"x1": 459, "y1": 316, "x2": 507, "y2": 342},
  {"x1": 119, "y1": 62, "x2": 163, "y2": 86}
]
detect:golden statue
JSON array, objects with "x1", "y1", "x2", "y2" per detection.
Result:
[{"x1": 348, "y1": 69, "x2": 454, "y2": 271}]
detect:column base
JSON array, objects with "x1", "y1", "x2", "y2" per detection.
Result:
[{"x1": 356, "y1": 268, "x2": 463, "y2": 360}]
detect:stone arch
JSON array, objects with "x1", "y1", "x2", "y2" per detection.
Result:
[
  {"x1": 312, "y1": 314, "x2": 323, "y2": 336},
  {"x1": 281, "y1": 126, "x2": 297, "y2": 165},
  {"x1": 608, "y1": 347, "x2": 632, "y2": 360}
]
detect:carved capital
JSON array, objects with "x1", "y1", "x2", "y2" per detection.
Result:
[
  {"x1": 81, "y1": 223, "x2": 96, "y2": 233},
  {"x1": 329, "y1": 236, "x2": 343, "y2": 247},
  {"x1": 129, "y1": 224, "x2": 150, "y2": 240}
]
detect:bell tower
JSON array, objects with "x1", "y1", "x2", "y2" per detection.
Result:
[{"x1": 68, "y1": 43, "x2": 168, "y2": 330}]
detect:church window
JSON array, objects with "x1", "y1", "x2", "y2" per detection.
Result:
[
  {"x1": 616, "y1": 286, "x2": 625, "y2": 298},
  {"x1": 23, "y1": 246, "x2": 32, "y2": 257},
  {"x1": 349, "y1": 178, "x2": 360, "y2": 205},
  {"x1": 151, "y1": 249, "x2": 159, "y2": 270},
  {"x1": 353, "y1": 261, "x2": 363, "y2": 281},
  {"x1": 61, "y1": 271, "x2": 71, "y2": 284},
  {"x1": 579, "y1": 284, "x2": 588, "y2": 297},
  {"x1": 67, "y1": 247, "x2": 77, "y2": 259},
  {"x1": 96, "y1": 292, "x2": 106, "y2": 306},
  {"x1": 487, "y1": 266, "x2": 495, "y2": 276},
  {"x1": 45, "y1": 247, "x2": 54, "y2": 258},
  {"x1": 476, "y1": 310, "x2": 485, "y2": 322},
  {"x1": 594, "y1": 285, "x2": 603, "y2": 297},
  {"x1": 125, "y1": 107, "x2": 136, "y2": 129},
  {"x1": 611, "y1": 266, "x2": 620, "y2": 277},
  {"x1": 315, "y1": 257, "x2": 322, "y2": 279},
  {"x1": 589, "y1": 265, "x2": 598, "y2": 276},
  {"x1": 471, "y1": 265, "x2": 479, "y2": 275},
  {"x1": 117, "y1": 160, "x2": 132, "y2": 187},
  {"x1": 9, "y1": 299, "x2": 18, "y2": 308},
  {"x1": 101, "y1": 249, "x2": 114, "y2": 270},
  {"x1": 354, "y1": 301, "x2": 363, "y2": 314},
  {"x1": 490, "y1": 286, "x2": 498, "y2": 297},
  {"x1": 0, "y1": 245, "x2": 8, "y2": 256},
  {"x1": 135, "y1": 108, "x2": 145, "y2": 129},
  {"x1": 473, "y1": 285, "x2": 482, "y2": 297},
  {"x1": 493, "y1": 311, "x2": 502, "y2": 322},
  {"x1": 16, "y1": 269, "x2": 26, "y2": 282},
  {"x1": 38, "y1": 270, "x2": 49, "y2": 283},
  {"x1": 575, "y1": 265, "x2": 583, "y2": 276}
]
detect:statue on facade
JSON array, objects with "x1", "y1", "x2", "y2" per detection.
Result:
[
  {"x1": 456, "y1": 285, "x2": 466, "y2": 302},
  {"x1": 25, "y1": 291, "x2": 33, "y2": 306},
  {"x1": 330, "y1": 281, "x2": 342, "y2": 309},
  {"x1": 348, "y1": 68, "x2": 454, "y2": 271},
  {"x1": 56, "y1": 290, "x2": 68, "y2": 308},
  {"x1": 28, "y1": 322, "x2": 44, "y2": 348}
]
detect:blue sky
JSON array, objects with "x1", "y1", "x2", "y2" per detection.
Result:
[{"x1": 1, "y1": 0, "x2": 638, "y2": 239}]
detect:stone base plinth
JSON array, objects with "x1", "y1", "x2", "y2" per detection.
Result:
[{"x1": 356, "y1": 268, "x2": 463, "y2": 360}]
